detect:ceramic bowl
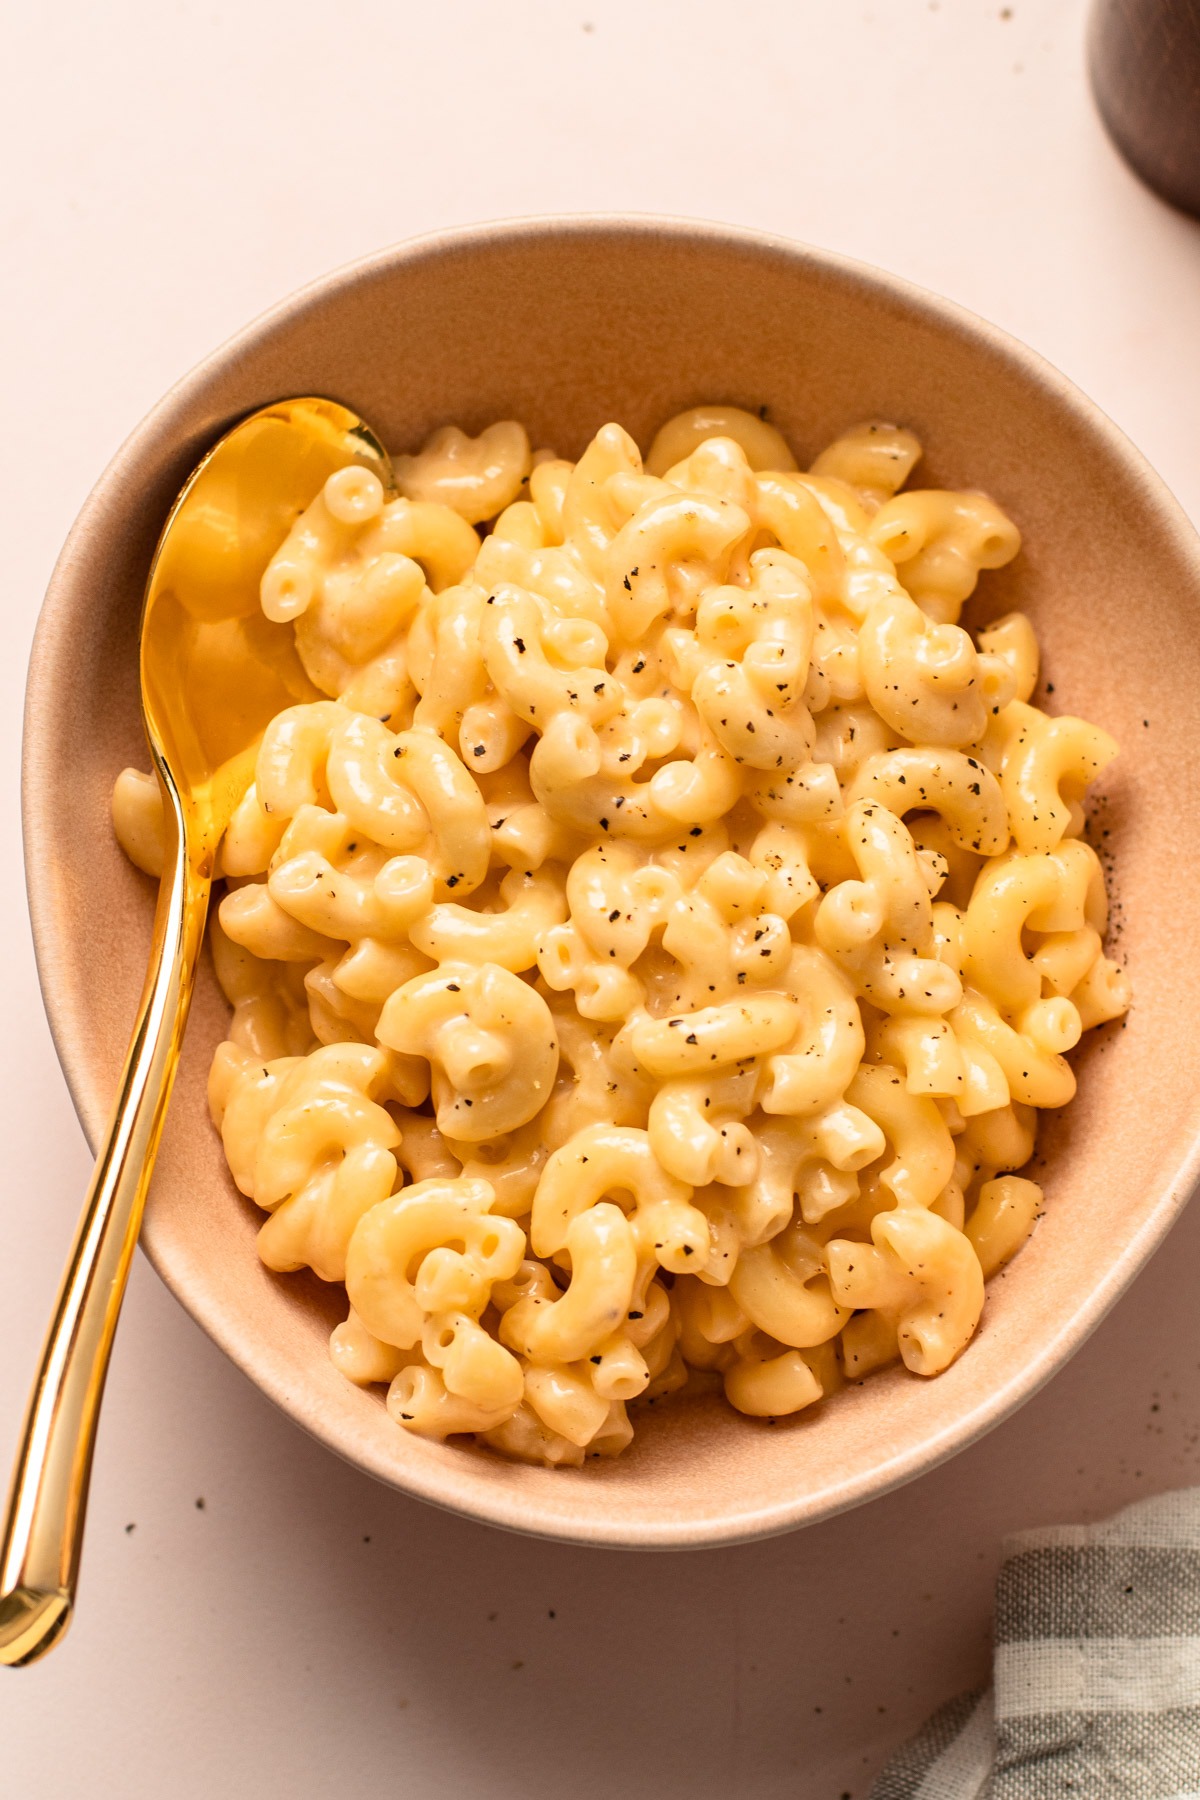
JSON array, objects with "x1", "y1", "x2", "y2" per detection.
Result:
[{"x1": 23, "y1": 217, "x2": 1200, "y2": 1548}]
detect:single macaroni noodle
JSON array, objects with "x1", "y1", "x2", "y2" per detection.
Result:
[{"x1": 112, "y1": 403, "x2": 1130, "y2": 1466}]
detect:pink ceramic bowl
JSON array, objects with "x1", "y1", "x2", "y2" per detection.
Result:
[{"x1": 23, "y1": 217, "x2": 1200, "y2": 1547}]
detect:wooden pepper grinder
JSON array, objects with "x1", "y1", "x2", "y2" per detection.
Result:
[{"x1": 1088, "y1": 0, "x2": 1200, "y2": 218}]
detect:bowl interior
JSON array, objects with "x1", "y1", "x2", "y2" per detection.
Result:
[{"x1": 24, "y1": 219, "x2": 1200, "y2": 1546}]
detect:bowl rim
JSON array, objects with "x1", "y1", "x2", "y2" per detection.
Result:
[{"x1": 23, "y1": 212, "x2": 1200, "y2": 1548}]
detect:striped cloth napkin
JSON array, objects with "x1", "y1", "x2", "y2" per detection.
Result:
[{"x1": 870, "y1": 1487, "x2": 1200, "y2": 1799}]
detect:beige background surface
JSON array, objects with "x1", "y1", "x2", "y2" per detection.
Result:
[{"x1": 2, "y1": 2, "x2": 1198, "y2": 1795}]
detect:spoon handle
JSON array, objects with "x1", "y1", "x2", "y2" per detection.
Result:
[{"x1": 0, "y1": 778, "x2": 208, "y2": 1665}]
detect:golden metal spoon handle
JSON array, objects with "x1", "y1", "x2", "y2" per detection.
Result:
[{"x1": 0, "y1": 778, "x2": 207, "y2": 1666}]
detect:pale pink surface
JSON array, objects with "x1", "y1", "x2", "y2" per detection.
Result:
[{"x1": 2, "y1": 2, "x2": 1199, "y2": 1796}]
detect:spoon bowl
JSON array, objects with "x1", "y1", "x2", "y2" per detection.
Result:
[{"x1": 143, "y1": 397, "x2": 394, "y2": 857}]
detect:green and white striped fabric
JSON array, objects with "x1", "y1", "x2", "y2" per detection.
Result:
[{"x1": 871, "y1": 1488, "x2": 1200, "y2": 1799}]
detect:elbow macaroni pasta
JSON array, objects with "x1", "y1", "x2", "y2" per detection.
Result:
[{"x1": 112, "y1": 405, "x2": 1130, "y2": 1466}]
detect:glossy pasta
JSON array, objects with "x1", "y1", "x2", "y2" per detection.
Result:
[{"x1": 112, "y1": 402, "x2": 1130, "y2": 1466}]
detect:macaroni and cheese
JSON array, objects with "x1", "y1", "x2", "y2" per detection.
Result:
[{"x1": 112, "y1": 403, "x2": 1130, "y2": 1466}]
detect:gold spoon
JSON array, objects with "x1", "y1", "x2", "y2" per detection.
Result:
[{"x1": 0, "y1": 397, "x2": 395, "y2": 1666}]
